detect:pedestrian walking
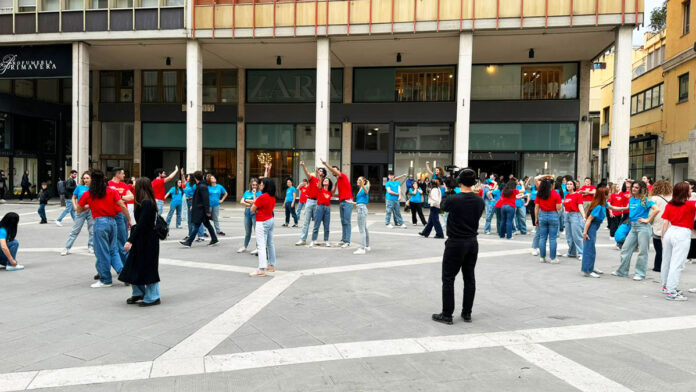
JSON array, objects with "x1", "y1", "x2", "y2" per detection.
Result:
[
  {"x1": 55, "y1": 170, "x2": 78, "y2": 226},
  {"x1": 151, "y1": 167, "x2": 178, "y2": 215},
  {"x1": 310, "y1": 178, "x2": 333, "y2": 247},
  {"x1": 581, "y1": 187, "x2": 608, "y2": 278},
  {"x1": 119, "y1": 177, "x2": 162, "y2": 307},
  {"x1": 183, "y1": 173, "x2": 204, "y2": 242},
  {"x1": 296, "y1": 161, "x2": 326, "y2": 246},
  {"x1": 61, "y1": 171, "x2": 95, "y2": 256},
  {"x1": 660, "y1": 182, "x2": 696, "y2": 301},
  {"x1": 0, "y1": 212, "x2": 23, "y2": 271},
  {"x1": 408, "y1": 181, "x2": 427, "y2": 225},
  {"x1": 207, "y1": 174, "x2": 228, "y2": 236},
  {"x1": 419, "y1": 178, "x2": 444, "y2": 239},
  {"x1": 165, "y1": 179, "x2": 184, "y2": 229},
  {"x1": 179, "y1": 171, "x2": 218, "y2": 247},
  {"x1": 431, "y1": 169, "x2": 485, "y2": 325},
  {"x1": 650, "y1": 180, "x2": 672, "y2": 272},
  {"x1": 323, "y1": 159, "x2": 353, "y2": 247},
  {"x1": 238, "y1": 178, "x2": 261, "y2": 254},
  {"x1": 37, "y1": 182, "x2": 49, "y2": 224},
  {"x1": 561, "y1": 180, "x2": 586, "y2": 260},
  {"x1": 282, "y1": 178, "x2": 298, "y2": 227},
  {"x1": 353, "y1": 176, "x2": 371, "y2": 255},
  {"x1": 535, "y1": 177, "x2": 563, "y2": 264},
  {"x1": 76, "y1": 170, "x2": 132, "y2": 288},
  {"x1": 385, "y1": 172, "x2": 407, "y2": 229},
  {"x1": 609, "y1": 181, "x2": 659, "y2": 281},
  {"x1": 0, "y1": 169, "x2": 7, "y2": 201},
  {"x1": 250, "y1": 177, "x2": 277, "y2": 277},
  {"x1": 20, "y1": 171, "x2": 31, "y2": 200}
]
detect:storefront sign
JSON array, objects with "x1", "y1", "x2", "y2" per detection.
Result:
[
  {"x1": 0, "y1": 45, "x2": 72, "y2": 78},
  {"x1": 247, "y1": 69, "x2": 343, "y2": 103}
]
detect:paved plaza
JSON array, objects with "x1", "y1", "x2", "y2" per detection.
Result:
[{"x1": 1, "y1": 201, "x2": 696, "y2": 392}]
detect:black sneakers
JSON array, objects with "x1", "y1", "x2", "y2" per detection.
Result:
[
  {"x1": 126, "y1": 296, "x2": 144, "y2": 305},
  {"x1": 139, "y1": 299, "x2": 161, "y2": 307},
  {"x1": 461, "y1": 313, "x2": 472, "y2": 323},
  {"x1": 179, "y1": 240, "x2": 191, "y2": 247},
  {"x1": 431, "y1": 313, "x2": 453, "y2": 325},
  {"x1": 208, "y1": 239, "x2": 219, "y2": 246}
]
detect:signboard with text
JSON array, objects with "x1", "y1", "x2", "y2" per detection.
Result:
[
  {"x1": 0, "y1": 45, "x2": 72, "y2": 79},
  {"x1": 246, "y1": 69, "x2": 343, "y2": 103}
]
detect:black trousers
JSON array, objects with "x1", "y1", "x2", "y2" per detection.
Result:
[
  {"x1": 186, "y1": 217, "x2": 217, "y2": 245},
  {"x1": 20, "y1": 186, "x2": 31, "y2": 200},
  {"x1": 527, "y1": 203, "x2": 536, "y2": 226},
  {"x1": 652, "y1": 237, "x2": 662, "y2": 272},
  {"x1": 422, "y1": 207, "x2": 443, "y2": 237},
  {"x1": 411, "y1": 202, "x2": 426, "y2": 225},
  {"x1": 442, "y1": 238, "x2": 478, "y2": 317},
  {"x1": 607, "y1": 215, "x2": 621, "y2": 237}
]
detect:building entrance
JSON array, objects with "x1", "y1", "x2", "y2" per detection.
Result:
[
  {"x1": 351, "y1": 163, "x2": 388, "y2": 203},
  {"x1": 469, "y1": 152, "x2": 520, "y2": 179}
]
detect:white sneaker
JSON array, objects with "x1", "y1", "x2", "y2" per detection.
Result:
[
  {"x1": 55, "y1": 220, "x2": 63, "y2": 227},
  {"x1": 295, "y1": 240, "x2": 307, "y2": 246},
  {"x1": 585, "y1": 272, "x2": 601, "y2": 278},
  {"x1": 308, "y1": 241, "x2": 316, "y2": 248},
  {"x1": 577, "y1": 256, "x2": 582, "y2": 262},
  {"x1": 237, "y1": 247, "x2": 247, "y2": 253},
  {"x1": 386, "y1": 224, "x2": 394, "y2": 229},
  {"x1": 250, "y1": 248, "x2": 259, "y2": 255},
  {"x1": 666, "y1": 292, "x2": 688, "y2": 301},
  {"x1": 60, "y1": 248, "x2": 70, "y2": 256},
  {"x1": 615, "y1": 245, "x2": 621, "y2": 250},
  {"x1": 539, "y1": 257, "x2": 547, "y2": 263},
  {"x1": 0, "y1": 264, "x2": 5, "y2": 270},
  {"x1": 611, "y1": 271, "x2": 623, "y2": 277},
  {"x1": 353, "y1": 248, "x2": 366, "y2": 255},
  {"x1": 337, "y1": 241, "x2": 345, "y2": 247},
  {"x1": 593, "y1": 269, "x2": 603, "y2": 274},
  {"x1": 341, "y1": 243, "x2": 350, "y2": 248},
  {"x1": 87, "y1": 248, "x2": 94, "y2": 254},
  {"x1": 548, "y1": 259, "x2": 560, "y2": 264},
  {"x1": 399, "y1": 224, "x2": 407, "y2": 229},
  {"x1": 632, "y1": 276, "x2": 644, "y2": 281},
  {"x1": 531, "y1": 249, "x2": 539, "y2": 256},
  {"x1": 325, "y1": 242, "x2": 331, "y2": 247},
  {"x1": 365, "y1": 247, "x2": 371, "y2": 251},
  {"x1": 91, "y1": 281, "x2": 112, "y2": 288},
  {"x1": 688, "y1": 288, "x2": 696, "y2": 293},
  {"x1": 6, "y1": 264, "x2": 24, "y2": 271}
]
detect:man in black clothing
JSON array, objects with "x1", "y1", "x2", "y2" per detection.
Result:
[
  {"x1": 20, "y1": 171, "x2": 32, "y2": 200},
  {"x1": 180, "y1": 171, "x2": 218, "y2": 247},
  {"x1": 432, "y1": 168, "x2": 485, "y2": 325}
]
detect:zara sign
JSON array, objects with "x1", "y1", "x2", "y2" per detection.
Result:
[{"x1": 0, "y1": 45, "x2": 72, "y2": 79}]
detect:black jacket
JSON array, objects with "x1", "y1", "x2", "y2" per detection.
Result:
[
  {"x1": 441, "y1": 191, "x2": 485, "y2": 240},
  {"x1": 190, "y1": 181, "x2": 211, "y2": 225},
  {"x1": 119, "y1": 199, "x2": 160, "y2": 285},
  {"x1": 64, "y1": 177, "x2": 77, "y2": 197},
  {"x1": 21, "y1": 174, "x2": 30, "y2": 188},
  {"x1": 38, "y1": 189, "x2": 50, "y2": 204}
]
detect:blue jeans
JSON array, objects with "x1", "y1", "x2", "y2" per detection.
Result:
[
  {"x1": 339, "y1": 200, "x2": 353, "y2": 244},
  {"x1": 243, "y1": 208, "x2": 256, "y2": 248},
  {"x1": 296, "y1": 202, "x2": 305, "y2": 223},
  {"x1": 166, "y1": 203, "x2": 182, "y2": 228},
  {"x1": 484, "y1": 202, "x2": 495, "y2": 233},
  {"x1": 156, "y1": 199, "x2": 164, "y2": 216},
  {"x1": 616, "y1": 222, "x2": 652, "y2": 278},
  {"x1": 57, "y1": 201, "x2": 75, "y2": 222},
  {"x1": 93, "y1": 217, "x2": 123, "y2": 284},
  {"x1": 500, "y1": 205, "x2": 515, "y2": 239},
  {"x1": 38, "y1": 204, "x2": 47, "y2": 221},
  {"x1": 581, "y1": 220, "x2": 601, "y2": 273},
  {"x1": 538, "y1": 210, "x2": 559, "y2": 259},
  {"x1": 312, "y1": 205, "x2": 331, "y2": 242},
  {"x1": 256, "y1": 218, "x2": 276, "y2": 269},
  {"x1": 515, "y1": 206, "x2": 527, "y2": 234},
  {"x1": 0, "y1": 239, "x2": 18, "y2": 266},
  {"x1": 564, "y1": 212, "x2": 585, "y2": 257},
  {"x1": 114, "y1": 212, "x2": 128, "y2": 264},
  {"x1": 132, "y1": 283, "x2": 160, "y2": 304},
  {"x1": 356, "y1": 204, "x2": 369, "y2": 248},
  {"x1": 211, "y1": 205, "x2": 221, "y2": 233},
  {"x1": 422, "y1": 207, "x2": 443, "y2": 237},
  {"x1": 65, "y1": 210, "x2": 94, "y2": 249},
  {"x1": 284, "y1": 201, "x2": 298, "y2": 225},
  {"x1": 532, "y1": 227, "x2": 541, "y2": 249},
  {"x1": 300, "y1": 199, "x2": 318, "y2": 242},
  {"x1": 187, "y1": 198, "x2": 204, "y2": 238},
  {"x1": 385, "y1": 200, "x2": 403, "y2": 226}
]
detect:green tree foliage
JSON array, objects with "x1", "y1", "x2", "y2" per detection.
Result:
[{"x1": 650, "y1": 1, "x2": 667, "y2": 32}]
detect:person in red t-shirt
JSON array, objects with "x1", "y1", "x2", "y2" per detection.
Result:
[
  {"x1": 151, "y1": 166, "x2": 178, "y2": 216},
  {"x1": 323, "y1": 159, "x2": 353, "y2": 248},
  {"x1": 607, "y1": 183, "x2": 625, "y2": 237},
  {"x1": 310, "y1": 177, "x2": 333, "y2": 247},
  {"x1": 296, "y1": 160, "x2": 327, "y2": 246},
  {"x1": 660, "y1": 182, "x2": 696, "y2": 299},
  {"x1": 642, "y1": 176, "x2": 653, "y2": 194},
  {"x1": 534, "y1": 177, "x2": 563, "y2": 263},
  {"x1": 494, "y1": 180, "x2": 525, "y2": 239},
  {"x1": 76, "y1": 170, "x2": 131, "y2": 288},
  {"x1": 250, "y1": 177, "x2": 277, "y2": 277},
  {"x1": 108, "y1": 167, "x2": 134, "y2": 264},
  {"x1": 296, "y1": 178, "x2": 309, "y2": 225},
  {"x1": 578, "y1": 178, "x2": 596, "y2": 211},
  {"x1": 562, "y1": 181, "x2": 586, "y2": 260}
]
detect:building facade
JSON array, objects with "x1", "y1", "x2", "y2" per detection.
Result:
[{"x1": 0, "y1": 0, "x2": 643, "y2": 199}]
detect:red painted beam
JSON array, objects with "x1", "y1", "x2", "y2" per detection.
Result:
[{"x1": 347, "y1": 0, "x2": 351, "y2": 35}]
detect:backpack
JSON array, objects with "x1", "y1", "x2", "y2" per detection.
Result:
[{"x1": 154, "y1": 211, "x2": 169, "y2": 240}]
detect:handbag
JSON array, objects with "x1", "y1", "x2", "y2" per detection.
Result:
[
  {"x1": 615, "y1": 223, "x2": 631, "y2": 243},
  {"x1": 154, "y1": 210, "x2": 169, "y2": 240}
]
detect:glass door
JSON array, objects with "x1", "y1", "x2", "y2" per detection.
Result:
[{"x1": 352, "y1": 163, "x2": 388, "y2": 203}]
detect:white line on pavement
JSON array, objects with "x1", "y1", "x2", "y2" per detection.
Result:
[
  {"x1": 158, "y1": 258, "x2": 257, "y2": 274},
  {"x1": 505, "y1": 344, "x2": 634, "y2": 392}
]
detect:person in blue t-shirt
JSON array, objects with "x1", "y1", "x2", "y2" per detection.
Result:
[
  {"x1": 514, "y1": 182, "x2": 528, "y2": 235},
  {"x1": 385, "y1": 172, "x2": 407, "y2": 228},
  {"x1": 607, "y1": 181, "x2": 659, "y2": 280},
  {"x1": 238, "y1": 178, "x2": 263, "y2": 254},
  {"x1": 526, "y1": 177, "x2": 538, "y2": 227},
  {"x1": 283, "y1": 178, "x2": 299, "y2": 227},
  {"x1": 165, "y1": 179, "x2": 184, "y2": 229},
  {"x1": 352, "y1": 176, "x2": 371, "y2": 254},
  {"x1": 0, "y1": 212, "x2": 22, "y2": 271},
  {"x1": 582, "y1": 187, "x2": 608, "y2": 278},
  {"x1": 408, "y1": 181, "x2": 426, "y2": 225},
  {"x1": 61, "y1": 171, "x2": 95, "y2": 256},
  {"x1": 207, "y1": 175, "x2": 228, "y2": 236}
]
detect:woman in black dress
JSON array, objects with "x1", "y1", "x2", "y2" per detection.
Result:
[{"x1": 119, "y1": 178, "x2": 161, "y2": 307}]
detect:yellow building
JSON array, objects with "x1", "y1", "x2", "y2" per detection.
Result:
[{"x1": 596, "y1": 0, "x2": 695, "y2": 182}]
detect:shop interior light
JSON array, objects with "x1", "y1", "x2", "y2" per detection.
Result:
[{"x1": 486, "y1": 65, "x2": 496, "y2": 74}]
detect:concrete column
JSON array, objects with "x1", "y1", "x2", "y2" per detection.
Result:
[
  {"x1": 341, "y1": 122, "x2": 351, "y2": 177},
  {"x1": 576, "y1": 60, "x2": 592, "y2": 180},
  {"x1": 453, "y1": 32, "x2": 472, "y2": 168},
  {"x1": 186, "y1": 39, "x2": 203, "y2": 172},
  {"x1": 315, "y1": 38, "x2": 330, "y2": 169},
  {"x1": 133, "y1": 69, "x2": 142, "y2": 177},
  {"x1": 90, "y1": 69, "x2": 102, "y2": 170},
  {"x1": 609, "y1": 26, "x2": 632, "y2": 183},
  {"x1": 236, "y1": 68, "x2": 246, "y2": 201},
  {"x1": 72, "y1": 42, "x2": 89, "y2": 175}
]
